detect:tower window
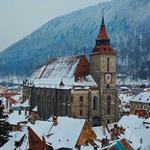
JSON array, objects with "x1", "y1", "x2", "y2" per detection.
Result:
[
  {"x1": 93, "y1": 96, "x2": 98, "y2": 110},
  {"x1": 79, "y1": 96, "x2": 84, "y2": 116},
  {"x1": 106, "y1": 84, "x2": 110, "y2": 89},
  {"x1": 107, "y1": 95, "x2": 111, "y2": 115},
  {"x1": 107, "y1": 57, "x2": 110, "y2": 72}
]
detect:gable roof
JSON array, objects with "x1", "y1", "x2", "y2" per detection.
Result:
[
  {"x1": 32, "y1": 55, "x2": 83, "y2": 80},
  {"x1": 28, "y1": 117, "x2": 86, "y2": 149},
  {"x1": 30, "y1": 55, "x2": 97, "y2": 89}
]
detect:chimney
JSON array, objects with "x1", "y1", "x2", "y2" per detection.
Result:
[
  {"x1": 18, "y1": 109, "x2": 21, "y2": 115},
  {"x1": 140, "y1": 138, "x2": 143, "y2": 144},
  {"x1": 25, "y1": 109, "x2": 27, "y2": 115},
  {"x1": 53, "y1": 116, "x2": 58, "y2": 126},
  {"x1": 29, "y1": 111, "x2": 38, "y2": 124},
  {"x1": 94, "y1": 145, "x2": 97, "y2": 150}
]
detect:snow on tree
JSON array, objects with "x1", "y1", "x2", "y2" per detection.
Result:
[{"x1": 0, "y1": 100, "x2": 11, "y2": 147}]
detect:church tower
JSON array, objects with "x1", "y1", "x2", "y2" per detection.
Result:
[{"x1": 90, "y1": 16, "x2": 119, "y2": 124}]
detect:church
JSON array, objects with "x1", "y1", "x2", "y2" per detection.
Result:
[{"x1": 23, "y1": 16, "x2": 119, "y2": 126}]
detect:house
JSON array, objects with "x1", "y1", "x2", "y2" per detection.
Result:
[
  {"x1": 118, "y1": 115, "x2": 150, "y2": 150},
  {"x1": 130, "y1": 91, "x2": 150, "y2": 116},
  {"x1": 23, "y1": 15, "x2": 119, "y2": 126},
  {"x1": 7, "y1": 110, "x2": 29, "y2": 130},
  {"x1": 118, "y1": 93, "x2": 134, "y2": 117},
  {"x1": 28, "y1": 117, "x2": 97, "y2": 149}
]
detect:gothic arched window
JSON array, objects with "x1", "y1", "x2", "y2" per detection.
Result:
[
  {"x1": 65, "y1": 95, "x2": 69, "y2": 115},
  {"x1": 93, "y1": 96, "x2": 98, "y2": 110},
  {"x1": 107, "y1": 95, "x2": 111, "y2": 115},
  {"x1": 79, "y1": 96, "x2": 84, "y2": 116},
  {"x1": 107, "y1": 57, "x2": 110, "y2": 72},
  {"x1": 47, "y1": 95, "x2": 51, "y2": 110}
]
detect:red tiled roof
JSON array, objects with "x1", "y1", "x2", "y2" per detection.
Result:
[
  {"x1": 8, "y1": 98, "x2": 17, "y2": 104},
  {"x1": 97, "y1": 25, "x2": 109, "y2": 40},
  {"x1": 0, "y1": 92, "x2": 18, "y2": 98}
]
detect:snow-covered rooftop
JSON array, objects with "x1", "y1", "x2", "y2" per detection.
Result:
[
  {"x1": 7, "y1": 110, "x2": 29, "y2": 125},
  {"x1": 21, "y1": 99, "x2": 30, "y2": 108},
  {"x1": 93, "y1": 125, "x2": 113, "y2": 141},
  {"x1": 119, "y1": 93, "x2": 134, "y2": 103},
  {"x1": 30, "y1": 55, "x2": 97, "y2": 89},
  {"x1": 32, "y1": 55, "x2": 81, "y2": 80},
  {"x1": 118, "y1": 115, "x2": 150, "y2": 150},
  {"x1": 11, "y1": 94, "x2": 22, "y2": 103},
  {"x1": 32, "y1": 105, "x2": 38, "y2": 112},
  {"x1": 1, "y1": 128, "x2": 28, "y2": 150},
  {"x1": 130, "y1": 91, "x2": 150, "y2": 104},
  {"x1": 33, "y1": 74, "x2": 97, "y2": 89},
  {"x1": 28, "y1": 117, "x2": 85, "y2": 149}
]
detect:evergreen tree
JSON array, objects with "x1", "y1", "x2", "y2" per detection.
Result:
[{"x1": 0, "y1": 100, "x2": 11, "y2": 147}]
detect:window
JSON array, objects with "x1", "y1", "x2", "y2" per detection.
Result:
[
  {"x1": 37, "y1": 95, "x2": 40, "y2": 105},
  {"x1": 93, "y1": 96, "x2": 98, "y2": 110},
  {"x1": 47, "y1": 95, "x2": 51, "y2": 109},
  {"x1": 92, "y1": 116, "x2": 101, "y2": 126},
  {"x1": 80, "y1": 109, "x2": 83, "y2": 116},
  {"x1": 65, "y1": 95, "x2": 69, "y2": 115},
  {"x1": 107, "y1": 95, "x2": 111, "y2": 115},
  {"x1": 107, "y1": 119, "x2": 110, "y2": 124},
  {"x1": 106, "y1": 84, "x2": 110, "y2": 89},
  {"x1": 80, "y1": 96, "x2": 84, "y2": 116},
  {"x1": 107, "y1": 57, "x2": 110, "y2": 72},
  {"x1": 41, "y1": 95, "x2": 45, "y2": 109}
]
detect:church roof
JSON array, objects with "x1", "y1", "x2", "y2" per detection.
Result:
[
  {"x1": 97, "y1": 16, "x2": 109, "y2": 40},
  {"x1": 92, "y1": 16, "x2": 116, "y2": 55},
  {"x1": 31, "y1": 55, "x2": 97, "y2": 89},
  {"x1": 32, "y1": 56, "x2": 78, "y2": 79},
  {"x1": 32, "y1": 55, "x2": 81, "y2": 80}
]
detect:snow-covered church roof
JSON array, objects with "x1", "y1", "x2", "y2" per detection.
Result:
[
  {"x1": 30, "y1": 55, "x2": 97, "y2": 89},
  {"x1": 32, "y1": 55, "x2": 80, "y2": 80}
]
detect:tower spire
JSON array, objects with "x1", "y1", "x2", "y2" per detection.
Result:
[
  {"x1": 101, "y1": 9, "x2": 105, "y2": 25},
  {"x1": 91, "y1": 11, "x2": 116, "y2": 55},
  {"x1": 97, "y1": 12, "x2": 109, "y2": 40}
]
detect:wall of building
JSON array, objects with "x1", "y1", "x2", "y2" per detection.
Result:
[
  {"x1": 90, "y1": 54, "x2": 116, "y2": 89},
  {"x1": 71, "y1": 88, "x2": 102, "y2": 126},
  {"x1": 101, "y1": 89, "x2": 119, "y2": 124},
  {"x1": 130, "y1": 101, "x2": 150, "y2": 114},
  {"x1": 30, "y1": 87, "x2": 71, "y2": 119}
]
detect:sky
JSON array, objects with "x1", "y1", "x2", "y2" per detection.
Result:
[{"x1": 0, "y1": 0, "x2": 108, "y2": 51}]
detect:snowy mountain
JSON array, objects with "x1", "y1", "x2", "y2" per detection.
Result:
[{"x1": 0, "y1": 0, "x2": 149, "y2": 78}]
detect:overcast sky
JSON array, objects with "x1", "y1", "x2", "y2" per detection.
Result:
[{"x1": 0, "y1": 0, "x2": 108, "y2": 51}]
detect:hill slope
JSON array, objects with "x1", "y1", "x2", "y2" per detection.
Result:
[{"x1": 0, "y1": 0, "x2": 149, "y2": 78}]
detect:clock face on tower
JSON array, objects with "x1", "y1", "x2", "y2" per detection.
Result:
[{"x1": 104, "y1": 73, "x2": 112, "y2": 84}]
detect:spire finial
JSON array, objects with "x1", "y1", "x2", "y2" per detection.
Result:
[
  {"x1": 101, "y1": 8, "x2": 105, "y2": 25},
  {"x1": 83, "y1": 47, "x2": 86, "y2": 55}
]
